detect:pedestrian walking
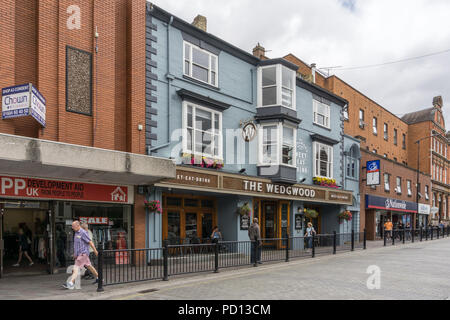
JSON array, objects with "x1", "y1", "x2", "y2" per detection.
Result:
[
  {"x1": 398, "y1": 221, "x2": 404, "y2": 241},
  {"x1": 384, "y1": 219, "x2": 393, "y2": 239},
  {"x1": 248, "y1": 218, "x2": 262, "y2": 264},
  {"x1": 81, "y1": 222, "x2": 96, "y2": 280},
  {"x1": 406, "y1": 222, "x2": 411, "y2": 241},
  {"x1": 304, "y1": 222, "x2": 316, "y2": 250},
  {"x1": 63, "y1": 221, "x2": 99, "y2": 290},
  {"x1": 12, "y1": 228, "x2": 34, "y2": 267},
  {"x1": 210, "y1": 226, "x2": 222, "y2": 244}
]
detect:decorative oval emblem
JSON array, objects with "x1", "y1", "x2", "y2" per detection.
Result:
[{"x1": 242, "y1": 122, "x2": 257, "y2": 142}]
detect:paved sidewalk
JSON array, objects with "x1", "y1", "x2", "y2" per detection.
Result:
[{"x1": 0, "y1": 239, "x2": 447, "y2": 300}]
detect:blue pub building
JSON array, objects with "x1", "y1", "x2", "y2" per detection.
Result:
[{"x1": 144, "y1": 3, "x2": 359, "y2": 249}]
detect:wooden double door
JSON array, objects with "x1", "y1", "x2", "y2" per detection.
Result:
[
  {"x1": 258, "y1": 200, "x2": 290, "y2": 249},
  {"x1": 162, "y1": 195, "x2": 217, "y2": 244}
]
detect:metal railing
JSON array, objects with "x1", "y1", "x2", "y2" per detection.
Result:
[
  {"x1": 383, "y1": 226, "x2": 450, "y2": 246},
  {"x1": 96, "y1": 227, "x2": 447, "y2": 291}
]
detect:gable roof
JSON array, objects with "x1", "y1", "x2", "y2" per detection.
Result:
[{"x1": 401, "y1": 108, "x2": 435, "y2": 124}]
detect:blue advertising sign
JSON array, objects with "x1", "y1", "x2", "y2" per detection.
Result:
[
  {"x1": 365, "y1": 195, "x2": 417, "y2": 213},
  {"x1": 366, "y1": 160, "x2": 380, "y2": 186}
]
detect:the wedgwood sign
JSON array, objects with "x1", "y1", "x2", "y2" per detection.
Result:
[
  {"x1": 243, "y1": 180, "x2": 316, "y2": 198},
  {"x1": 157, "y1": 169, "x2": 352, "y2": 204}
]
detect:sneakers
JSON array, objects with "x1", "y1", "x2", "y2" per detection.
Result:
[
  {"x1": 12, "y1": 263, "x2": 20, "y2": 267},
  {"x1": 62, "y1": 281, "x2": 75, "y2": 290},
  {"x1": 29, "y1": 262, "x2": 34, "y2": 267},
  {"x1": 92, "y1": 278, "x2": 99, "y2": 285}
]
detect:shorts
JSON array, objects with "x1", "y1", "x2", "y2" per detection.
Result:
[{"x1": 75, "y1": 254, "x2": 91, "y2": 268}]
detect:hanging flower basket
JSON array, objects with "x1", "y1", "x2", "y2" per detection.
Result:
[
  {"x1": 313, "y1": 177, "x2": 339, "y2": 188},
  {"x1": 303, "y1": 208, "x2": 319, "y2": 219},
  {"x1": 338, "y1": 210, "x2": 352, "y2": 223},
  {"x1": 181, "y1": 153, "x2": 224, "y2": 170},
  {"x1": 144, "y1": 200, "x2": 162, "y2": 214},
  {"x1": 238, "y1": 202, "x2": 251, "y2": 216}
]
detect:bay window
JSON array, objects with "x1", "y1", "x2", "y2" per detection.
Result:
[
  {"x1": 183, "y1": 102, "x2": 222, "y2": 159},
  {"x1": 258, "y1": 65, "x2": 296, "y2": 109},
  {"x1": 259, "y1": 123, "x2": 297, "y2": 166},
  {"x1": 313, "y1": 142, "x2": 333, "y2": 178},
  {"x1": 184, "y1": 41, "x2": 218, "y2": 87}
]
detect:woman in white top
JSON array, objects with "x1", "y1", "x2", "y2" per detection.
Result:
[{"x1": 304, "y1": 222, "x2": 316, "y2": 249}]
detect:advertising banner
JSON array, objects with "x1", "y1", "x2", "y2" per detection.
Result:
[
  {"x1": 366, "y1": 160, "x2": 380, "y2": 186},
  {"x1": 365, "y1": 194, "x2": 417, "y2": 213},
  {"x1": 2, "y1": 83, "x2": 46, "y2": 127},
  {"x1": 0, "y1": 175, "x2": 132, "y2": 204}
]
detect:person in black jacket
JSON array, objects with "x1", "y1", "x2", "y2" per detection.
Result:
[{"x1": 12, "y1": 228, "x2": 34, "y2": 267}]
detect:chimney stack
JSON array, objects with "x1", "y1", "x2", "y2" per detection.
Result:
[
  {"x1": 192, "y1": 15, "x2": 207, "y2": 32},
  {"x1": 252, "y1": 43, "x2": 266, "y2": 59},
  {"x1": 311, "y1": 63, "x2": 317, "y2": 84},
  {"x1": 433, "y1": 96, "x2": 443, "y2": 109}
]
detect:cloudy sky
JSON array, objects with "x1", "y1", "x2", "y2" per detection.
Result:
[{"x1": 151, "y1": 0, "x2": 450, "y2": 127}]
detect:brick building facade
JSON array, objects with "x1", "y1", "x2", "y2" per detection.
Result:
[
  {"x1": 403, "y1": 96, "x2": 450, "y2": 224},
  {"x1": 278, "y1": 51, "x2": 433, "y2": 239},
  {"x1": 0, "y1": 0, "x2": 175, "y2": 278}
]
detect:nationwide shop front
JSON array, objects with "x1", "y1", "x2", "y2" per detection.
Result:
[
  {"x1": 365, "y1": 194, "x2": 418, "y2": 240},
  {"x1": 148, "y1": 166, "x2": 353, "y2": 249}
]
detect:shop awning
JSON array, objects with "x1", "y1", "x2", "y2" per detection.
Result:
[{"x1": 0, "y1": 133, "x2": 176, "y2": 185}]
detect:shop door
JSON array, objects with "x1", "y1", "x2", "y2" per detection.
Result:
[
  {"x1": 184, "y1": 212, "x2": 198, "y2": 243},
  {"x1": 166, "y1": 210, "x2": 181, "y2": 245},
  {"x1": 262, "y1": 202, "x2": 278, "y2": 248}
]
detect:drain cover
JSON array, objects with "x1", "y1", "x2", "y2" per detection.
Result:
[{"x1": 138, "y1": 288, "x2": 159, "y2": 294}]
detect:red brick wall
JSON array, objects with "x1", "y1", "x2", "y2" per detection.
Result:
[{"x1": 0, "y1": 0, "x2": 146, "y2": 155}]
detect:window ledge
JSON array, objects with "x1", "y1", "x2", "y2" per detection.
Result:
[
  {"x1": 313, "y1": 122, "x2": 332, "y2": 131},
  {"x1": 182, "y1": 75, "x2": 220, "y2": 91}
]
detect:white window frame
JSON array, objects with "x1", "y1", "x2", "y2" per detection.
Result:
[
  {"x1": 183, "y1": 41, "x2": 219, "y2": 87},
  {"x1": 258, "y1": 123, "x2": 297, "y2": 167},
  {"x1": 313, "y1": 142, "x2": 333, "y2": 179},
  {"x1": 384, "y1": 123, "x2": 388, "y2": 140},
  {"x1": 182, "y1": 101, "x2": 223, "y2": 160},
  {"x1": 384, "y1": 173, "x2": 390, "y2": 192},
  {"x1": 373, "y1": 117, "x2": 377, "y2": 135},
  {"x1": 257, "y1": 64, "x2": 296, "y2": 110},
  {"x1": 313, "y1": 99, "x2": 331, "y2": 129},
  {"x1": 407, "y1": 180, "x2": 412, "y2": 196},
  {"x1": 396, "y1": 177, "x2": 402, "y2": 194},
  {"x1": 425, "y1": 185, "x2": 429, "y2": 200},
  {"x1": 359, "y1": 109, "x2": 365, "y2": 128}
]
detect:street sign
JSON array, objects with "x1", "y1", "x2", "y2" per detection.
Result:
[{"x1": 366, "y1": 160, "x2": 380, "y2": 186}]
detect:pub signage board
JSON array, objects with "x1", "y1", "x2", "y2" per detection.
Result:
[{"x1": 157, "y1": 168, "x2": 353, "y2": 205}]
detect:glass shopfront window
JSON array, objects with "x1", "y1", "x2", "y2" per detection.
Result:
[{"x1": 70, "y1": 204, "x2": 132, "y2": 251}]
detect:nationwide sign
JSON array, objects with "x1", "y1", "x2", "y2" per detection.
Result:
[
  {"x1": 0, "y1": 176, "x2": 132, "y2": 204},
  {"x1": 1, "y1": 83, "x2": 46, "y2": 127},
  {"x1": 365, "y1": 194, "x2": 417, "y2": 213}
]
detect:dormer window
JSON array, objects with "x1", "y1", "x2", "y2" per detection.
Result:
[{"x1": 258, "y1": 65, "x2": 296, "y2": 109}]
